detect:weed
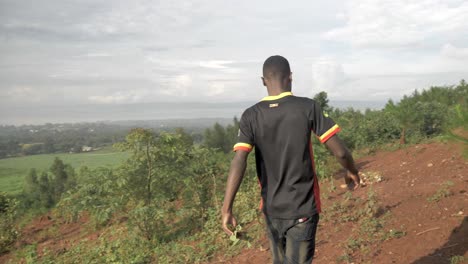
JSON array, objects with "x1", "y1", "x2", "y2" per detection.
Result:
[
  {"x1": 328, "y1": 177, "x2": 337, "y2": 193},
  {"x1": 346, "y1": 238, "x2": 363, "y2": 251},
  {"x1": 336, "y1": 253, "x2": 352, "y2": 263},
  {"x1": 339, "y1": 188, "x2": 393, "y2": 260},
  {"x1": 382, "y1": 229, "x2": 407, "y2": 240},
  {"x1": 343, "y1": 191, "x2": 353, "y2": 202},
  {"x1": 427, "y1": 181, "x2": 454, "y2": 202},
  {"x1": 450, "y1": 255, "x2": 467, "y2": 264}
]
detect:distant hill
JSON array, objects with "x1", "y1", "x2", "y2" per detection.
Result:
[{"x1": 0, "y1": 100, "x2": 386, "y2": 126}]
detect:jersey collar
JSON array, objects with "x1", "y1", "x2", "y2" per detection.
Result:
[{"x1": 261, "y1": 91, "x2": 293, "y2": 101}]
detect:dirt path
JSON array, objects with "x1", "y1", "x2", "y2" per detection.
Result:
[{"x1": 218, "y1": 142, "x2": 468, "y2": 264}]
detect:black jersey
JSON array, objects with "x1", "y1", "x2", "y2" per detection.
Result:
[{"x1": 233, "y1": 92, "x2": 340, "y2": 219}]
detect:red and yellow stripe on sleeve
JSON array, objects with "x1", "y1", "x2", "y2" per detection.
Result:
[
  {"x1": 233, "y1": 143, "x2": 253, "y2": 152},
  {"x1": 318, "y1": 124, "x2": 341, "y2": 143}
]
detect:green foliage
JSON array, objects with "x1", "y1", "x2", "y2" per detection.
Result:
[
  {"x1": 128, "y1": 203, "x2": 172, "y2": 242},
  {"x1": 0, "y1": 192, "x2": 19, "y2": 254},
  {"x1": 322, "y1": 188, "x2": 404, "y2": 262},
  {"x1": 0, "y1": 149, "x2": 128, "y2": 194},
  {"x1": 8, "y1": 82, "x2": 466, "y2": 262},
  {"x1": 56, "y1": 167, "x2": 125, "y2": 226},
  {"x1": 313, "y1": 91, "x2": 331, "y2": 112},
  {"x1": 203, "y1": 117, "x2": 239, "y2": 153},
  {"x1": 20, "y1": 158, "x2": 77, "y2": 211},
  {"x1": 450, "y1": 255, "x2": 467, "y2": 264}
]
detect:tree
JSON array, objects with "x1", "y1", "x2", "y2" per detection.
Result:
[
  {"x1": 38, "y1": 172, "x2": 54, "y2": 208},
  {"x1": 203, "y1": 118, "x2": 240, "y2": 153},
  {"x1": 50, "y1": 157, "x2": 68, "y2": 201},
  {"x1": 313, "y1": 91, "x2": 331, "y2": 112},
  {"x1": 115, "y1": 128, "x2": 193, "y2": 241},
  {"x1": 385, "y1": 97, "x2": 417, "y2": 144},
  {"x1": 22, "y1": 169, "x2": 41, "y2": 208}
]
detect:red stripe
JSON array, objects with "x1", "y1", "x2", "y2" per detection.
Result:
[
  {"x1": 233, "y1": 146, "x2": 252, "y2": 152},
  {"x1": 319, "y1": 127, "x2": 341, "y2": 143},
  {"x1": 309, "y1": 142, "x2": 321, "y2": 213},
  {"x1": 257, "y1": 179, "x2": 263, "y2": 210}
]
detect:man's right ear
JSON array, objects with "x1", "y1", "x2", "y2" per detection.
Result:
[{"x1": 261, "y1": 77, "x2": 266, "y2": 87}]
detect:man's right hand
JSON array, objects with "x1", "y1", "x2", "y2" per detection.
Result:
[{"x1": 221, "y1": 210, "x2": 238, "y2": 236}]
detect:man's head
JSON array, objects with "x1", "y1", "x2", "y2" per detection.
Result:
[{"x1": 262, "y1": 55, "x2": 292, "y2": 91}]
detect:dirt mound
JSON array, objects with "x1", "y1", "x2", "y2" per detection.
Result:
[
  {"x1": 220, "y1": 142, "x2": 468, "y2": 264},
  {"x1": 0, "y1": 212, "x2": 101, "y2": 263}
]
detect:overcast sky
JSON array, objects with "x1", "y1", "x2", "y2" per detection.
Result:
[{"x1": 1, "y1": 0, "x2": 467, "y2": 115}]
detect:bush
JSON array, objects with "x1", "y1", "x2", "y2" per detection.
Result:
[{"x1": 0, "y1": 193, "x2": 19, "y2": 254}]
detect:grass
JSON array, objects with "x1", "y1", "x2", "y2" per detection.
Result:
[
  {"x1": 322, "y1": 188, "x2": 406, "y2": 263},
  {"x1": 427, "y1": 181, "x2": 454, "y2": 202},
  {"x1": 0, "y1": 147, "x2": 129, "y2": 194},
  {"x1": 450, "y1": 255, "x2": 467, "y2": 264}
]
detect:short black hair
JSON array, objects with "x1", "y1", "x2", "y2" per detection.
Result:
[{"x1": 263, "y1": 55, "x2": 291, "y2": 80}]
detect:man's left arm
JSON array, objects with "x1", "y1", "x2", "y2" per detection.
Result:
[{"x1": 221, "y1": 150, "x2": 249, "y2": 236}]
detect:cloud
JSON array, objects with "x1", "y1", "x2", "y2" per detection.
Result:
[
  {"x1": 160, "y1": 74, "x2": 192, "y2": 96},
  {"x1": 310, "y1": 58, "x2": 346, "y2": 93},
  {"x1": 5, "y1": 86, "x2": 42, "y2": 102},
  {"x1": 81, "y1": 53, "x2": 113, "y2": 58},
  {"x1": 206, "y1": 82, "x2": 226, "y2": 96},
  {"x1": 441, "y1": 43, "x2": 468, "y2": 59},
  {"x1": 323, "y1": 0, "x2": 468, "y2": 48},
  {"x1": 199, "y1": 60, "x2": 234, "y2": 69},
  {"x1": 88, "y1": 90, "x2": 145, "y2": 104}
]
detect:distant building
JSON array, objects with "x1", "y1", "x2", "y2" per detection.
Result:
[{"x1": 82, "y1": 146, "x2": 93, "y2": 152}]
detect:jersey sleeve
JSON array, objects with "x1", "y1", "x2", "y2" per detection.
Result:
[
  {"x1": 311, "y1": 102, "x2": 341, "y2": 144},
  {"x1": 233, "y1": 109, "x2": 254, "y2": 152}
]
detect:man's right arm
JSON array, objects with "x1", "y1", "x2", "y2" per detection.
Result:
[
  {"x1": 221, "y1": 150, "x2": 249, "y2": 236},
  {"x1": 324, "y1": 134, "x2": 361, "y2": 189}
]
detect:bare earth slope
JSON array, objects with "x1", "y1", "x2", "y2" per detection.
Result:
[
  {"x1": 216, "y1": 142, "x2": 467, "y2": 264},
  {"x1": 1, "y1": 142, "x2": 466, "y2": 264}
]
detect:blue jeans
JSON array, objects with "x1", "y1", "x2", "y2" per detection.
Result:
[{"x1": 265, "y1": 214, "x2": 320, "y2": 264}]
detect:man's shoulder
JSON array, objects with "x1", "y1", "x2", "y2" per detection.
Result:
[
  {"x1": 286, "y1": 95, "x2": 317, "y2": 110},
  {"x1": 239, "y1": 104, "x2": 258, "y2": 121},
  {"x1": 290, "y1": 95, "x2": 315, "y2": 104}
]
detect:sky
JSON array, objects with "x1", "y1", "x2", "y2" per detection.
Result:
[{"x1": 1, "y1": 0, "x2": 467, "y2": 124}]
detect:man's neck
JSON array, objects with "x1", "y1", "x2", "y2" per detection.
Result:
[{"x1": 267, "y1": 87, "x2": 290, "y2": 96}]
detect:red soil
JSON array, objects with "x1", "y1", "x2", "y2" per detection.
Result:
[
  {"x1": 215, "y1": 142, "x2": 468, "y2": 264},
  {"x1": 1, "y1": 142, "x2": 466, "y2": 264}
]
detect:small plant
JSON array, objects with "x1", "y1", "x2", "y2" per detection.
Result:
[
  {"x1": 383, "y1": 229, "x2": 407, "y2": 240},
  {"x1": 336, "y1": 253, "x2": 352, "y2": 263},
  {"x1": 359, "y1": 188, "x2": 379, "y2": 218},
  {"x1": 343, "y1": 191, "x2": 353, "y2": 202},
  {"x1": 327, "y1": 177, "x2": 337, "y2": 193},
  {"x1": 427, "y1": 181, "x2": 454, "y2": 202},
  {"x1": 346, "y1": 238, "x2": 363, "y2": 251},
  {"x1": 450, "y1": 255, "x2": 466, "y2": 264},
  {"x1": 229, "y1": 225, "x2": 243, "y2": 246}
]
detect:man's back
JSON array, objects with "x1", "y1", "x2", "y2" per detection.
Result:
[{"x1": 235, "y1": 92, "x2": 340, "y2": 219}]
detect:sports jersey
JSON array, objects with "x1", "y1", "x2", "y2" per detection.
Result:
[{"x1": 233, "y1": 91, "x2": 340, "y2": 219}]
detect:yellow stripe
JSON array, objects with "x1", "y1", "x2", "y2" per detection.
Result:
[
  {"x1": 233, "y1": 143, "x2": 253, "y2": 149},
  {"x1": 261, "y1": 91, "x2": 293, "y2": 101},
  {"x1": 319, "y1": 124, "x2": 340, "y2": 141}
]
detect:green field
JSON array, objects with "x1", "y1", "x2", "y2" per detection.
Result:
[{"x1": 0, "y1": 148, "x2": 129, "y2": 194}]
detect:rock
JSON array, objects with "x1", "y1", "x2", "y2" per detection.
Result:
[{"x1": 427, "y1": 163, "x2": 433, "y2": 167}]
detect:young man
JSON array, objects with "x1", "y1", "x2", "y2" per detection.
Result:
[{"x1": 221, "y1": 55, "x2": 361, "y2": 263}]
